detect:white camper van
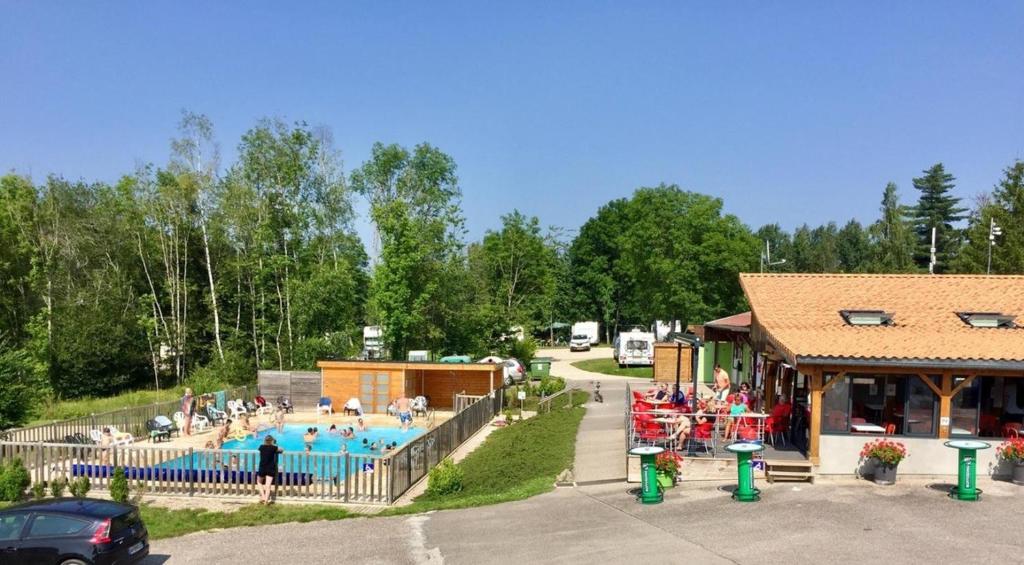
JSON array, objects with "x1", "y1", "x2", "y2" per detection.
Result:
[
  {"x1": 362, "y1": 326, "x2": 384, "y2": 359},
  {"x1": 571, "y1": 321, "x2": 600, "y2": 345},
  {"x1": 614, "y1": 328, "x2": 655, "y2": 367}
]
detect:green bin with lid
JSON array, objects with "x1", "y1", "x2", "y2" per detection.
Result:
[{"x1": 529, "y1": 357, "x2": 552, "y2": 379}]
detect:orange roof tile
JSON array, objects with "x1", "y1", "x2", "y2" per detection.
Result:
[{"x1": 739, "y1": 273, "x2": 1024, "y2": 367}]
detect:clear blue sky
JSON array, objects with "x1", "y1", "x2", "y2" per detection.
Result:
[{"x1": 2, "y1": 1, "x2": 1022, "y2": 245}]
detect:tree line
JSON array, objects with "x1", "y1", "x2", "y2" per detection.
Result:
[{"x1": 1, "y1": 111, "x2": 1022, "y2": 427}]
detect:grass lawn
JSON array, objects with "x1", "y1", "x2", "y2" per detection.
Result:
[
  {"x1": 140, "y1": 504, "x2": 357, "y2": 540},
  {"x1": 571, "y1": 357, "x2": 653, "y2": 378},
  {"x1": 27, "y1": 388, "x2": 188, "y2": 425},
  {"x1": 384, "y1": 395, "x2": 587, "y2": 515}
]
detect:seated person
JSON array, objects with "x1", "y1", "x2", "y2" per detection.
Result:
[
  {"x1": 668, "y1": 414, "x2": 693, "y2": 443},
  {"x1": 771, "y1": 394, "x2": 793, "y2": 425},
  {"x1": 646, "y1": 383, "x2": 669, "y2": 402},
  {"x1": 723, "y1": 394, "x2": 748, "y2": 439},
  {"x1": 669, "y1": 385, "x2": 687, "y2": 405}
]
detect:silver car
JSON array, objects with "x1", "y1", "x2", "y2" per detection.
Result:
[{"x1": 569, "y1": 334, "x2": 591, "y2": 352}]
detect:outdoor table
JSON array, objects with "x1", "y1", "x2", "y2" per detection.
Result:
[
  {"x1": 646, "y1": 399, "x2": 670, "y2": 406},
  {"x1": 850, "y1": 423, "x2": 886, "y2": 434},
  {"x1": 629, "y1": 446, "x2": 665, "y2": 504},
  {"x1": 649, "y1": 409, "x2": 676, "y2": 415},
  {"x1": 724, "y1": 443, "x2": 763, "y2": 502},
  {"x1": 943, "y1": 440, "x2": 990, "y2": 501}
]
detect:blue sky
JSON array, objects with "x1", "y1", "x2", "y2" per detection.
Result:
[{"x1": 2, "y1": 1, "x2": 1022, "y2": 246}]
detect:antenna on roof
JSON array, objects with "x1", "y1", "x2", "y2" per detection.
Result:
[
  {"x1": 929, "y1": 227, "x2": 937, "y2": 275},
  {"x1": 760, "y1": 240, "x2": 787, "y2": 273}
]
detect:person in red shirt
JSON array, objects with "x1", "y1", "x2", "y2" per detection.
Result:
[{"x1": 771, "y1": 394, "x2": 793, "y2": 426}]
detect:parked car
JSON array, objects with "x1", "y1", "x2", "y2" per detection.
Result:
[
  {"x1": 502, "y1": 358, "x2": 527, "y2": 385},
  {"x1": 0, "y1": 498, "x2": 149, "y2": 565},
  {"x1": 569, "y1": 334, "x2": 592, "y2": 352}
]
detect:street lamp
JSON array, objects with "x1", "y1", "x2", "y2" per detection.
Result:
[
  {"x1": 988, "y1": 218, "x2": 1003, "y2": 275},
  {"x1": 673, "y1": 333, "x2": 703, "y2": 412}
]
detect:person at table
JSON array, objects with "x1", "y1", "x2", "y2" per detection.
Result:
[
  {"x1": 669, "y1": 384, "x2": 688, "y2": 406},
  {"x1": 738, "y1": 382, "x2": 752, "y2": 406},
  {"x1": 668, "y1": 413, "x2": 693, "y2": 444},
  {"x1": 646, "y1": 383, "x2": 669, "y2": 402},
  {"x1": 724, "y1": 393, "x2": 748, "y2": 439},
  {"x1": 713, "y1": 364, "x2": 731, "y2": 402},
  {"x1": 771, "y1": 394, "x2": 793, "y2": 426}
]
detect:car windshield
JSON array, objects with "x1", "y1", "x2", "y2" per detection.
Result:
[{"x1": 572, "y1": 335, "x2": 588, "y2": 340}]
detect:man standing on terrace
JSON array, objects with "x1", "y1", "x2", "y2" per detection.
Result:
[{"x1": 713, "y1": 364, "x2": 731, "y2": 402}]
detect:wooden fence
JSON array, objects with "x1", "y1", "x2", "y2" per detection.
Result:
[
  {"x1": 0, "y1": 386, "x2": 252, "y2": 444},
  {"x1": 387, "y1": 389, "x2": 503, "y2": 503}
]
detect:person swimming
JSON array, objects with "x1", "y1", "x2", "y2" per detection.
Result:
[{"x1": 303, "y1": 427, "x2": 315, "y2": 452}]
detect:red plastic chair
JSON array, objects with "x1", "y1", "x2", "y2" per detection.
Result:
[
  {"x1": 1003, "y1": 423, "x2": 1022, "y2": 438},
  {"x1": 884, "y1": 423, "x2": 896, "y2": 436},
  {"x1": 765, "y1": 417, "x2": 785, "y2": 447},
  {"x1": 979, "y1": 414, "x2": 999, "y2": 437}
]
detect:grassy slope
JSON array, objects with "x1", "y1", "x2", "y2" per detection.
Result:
[
  {"x1": 571, "y1": 357, "x2": 653, "y2": 378},
  {"x1": 27, "y1": 389, "x2": 186, "y2": 425},
  {"x1": 141, "y1": 504, "x2": 356, "y2": 540}
]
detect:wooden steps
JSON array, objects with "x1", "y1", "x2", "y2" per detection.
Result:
[{"x1": 765, "y1": 460, "x2": 814, "y2": 483}]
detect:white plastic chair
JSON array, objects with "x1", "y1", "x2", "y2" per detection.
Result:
[
  {"x1": 412, "y1": 396, "x2": 428, "y2": 417},
  {"x1": 343, "y1": 398, "x2": 362, "y2": 416},
  {"x1": 316, "y1": 397, "x2": 333, "y2": 416},
  {"x1": 174, "y1": 411, "x2": 210, "y2": 433},
  {"x1": 227, "y1": 400, "x2": 247, "y2": 419},
  {"x1": 107, "y1": 427, "x2": 134, "y2": 446}
]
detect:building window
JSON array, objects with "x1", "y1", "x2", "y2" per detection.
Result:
[
  {"x1": 951, "y1": 377, "x2": 1024, "y2": 438},
  {"x1": 839, "y1": 310, "x2": 895, "y2": 326},
  {"x1": 821, "y1": 374, "x2": 938, "y2": 436},
  {"x1": 956, "y1": 312, "x2": 1016, "y2": 329}
]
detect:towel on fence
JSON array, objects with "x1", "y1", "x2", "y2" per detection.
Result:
[{"x1": 215, "y1": 391, "x2": 227, "y2": 411}]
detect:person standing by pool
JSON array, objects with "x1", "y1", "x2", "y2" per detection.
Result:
[
  {"x1": 396, "y1": 396, "x2": 412, "y2": 432},
  {"x1": 274, "y1": 407, "x2": 285, "y2": 434},
  {"x1": 257, "y1": 435, "x2": 282, "y2": 505},
  {"x1": 357, "y1": 418, "x2": 367, "y2": 432},
  {"x1": 181, "y1": 388, "x2": 196, "y2": 436}
]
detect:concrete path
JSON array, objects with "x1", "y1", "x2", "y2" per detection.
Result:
[{"x1": 538, "y1": 346, "x2": 650, "y2": 484}]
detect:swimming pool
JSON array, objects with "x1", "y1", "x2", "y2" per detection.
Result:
[
  {"x1": 222, "y1": 423, "x2": 424, "y2": 456},
  {"x1": 157, "y1": 423, "x2": 424, "y2": 480}
]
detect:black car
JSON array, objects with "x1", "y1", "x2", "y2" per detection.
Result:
[{"x1": 0, "y1": 498, "x2": 148, "y2": 565}]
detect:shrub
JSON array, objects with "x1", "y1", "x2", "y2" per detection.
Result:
[
  {"x1": 110, "y1": 467, "x2": 129, "y2": 503},
  {"x1": 50, "y1": 476, "x2": 68, "y2": 497},
  {"x1": 538, "y1": 376, "x2": 566, "y2": 397},
  {"x1": 507, "y1": 336, "x2": 538, "y2": 367},
  {"x1": 0, "y1": 458, "x2": 31, "y2": 501},
  {"x1": 426, "y1": 459, "x2": 464, "y2": 496},
  {"x1": 0, "y1": 343, "x2": 47, "y2": 430},
  {"x1": 69, "y1": 476, "x2": 90, "y2": 498},
  {"x1": 997, "y1": 438, "x2": 1024, "y2": 463},
  {"x1": 31, "y1": 482, "x2": 46, "y2": 500},
  {"x1": 860, "y1": 439, "x2": 908, "y2": 466}
]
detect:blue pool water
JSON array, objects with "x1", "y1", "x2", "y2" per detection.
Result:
[
  {"x1": 155, "y1": 423, "x2": 424, "y2": 480},
  {"x1": 222, "y1": 423, "x2": 424, "y2": 456}
]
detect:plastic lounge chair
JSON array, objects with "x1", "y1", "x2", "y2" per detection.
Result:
[
  {"x1": 412, "y1": 396, "x2": 428, "y2": 417},
  {"x1": 153, "y1": 415, "x2": 179, "y2": 437},
  {"x1": 343, "y1": 398, "x2": 362, "y2": 416},
  {"x1": 107, "y1": 427, "x2": 135, "y2": 445},
  {"x1": 206, "y1": 404, "x2": 227, "y2": 425},
  {"x1": 317, "y1": 396, "x2": 333, "y2": 416},
  {"x1": 227, "y1": 399, "x2": 247, "y2": 419},
  {"x1": 145, "y1": 419, "x2": 171, "y2": 442},
  {"x1": 277, "y1": 396, "x2": 294, "y2": 414}
]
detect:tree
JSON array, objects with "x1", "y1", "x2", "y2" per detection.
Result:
[
  {"x1": 956, "y1": 161, "x2": 1024, "y2": 274},
  {"x1": 351, "y1": 142, "x2": 463, "y2": 359},
  {"x1": 869, "y1": 183, "x2": 917, "y2": 273},
  {"x1": 911, "y1": 163, "x2": 966, "y2": 272},
  {"x1": 754, "y1": 223, "x2": 795, "y2": 273},
  {"x1": 836, "y1": 220, "x2": 871, "y2": 273},
  {"x1": 565, "y1": 198, "x2": 631, "y2": 342},
  {"x1": 0, "y1": 341, "x2": 44, "y2": 430}
]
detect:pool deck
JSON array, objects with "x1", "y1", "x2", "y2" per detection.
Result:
[{"x1": 154, "y1": 409, "x2": 453, "y2": 451}]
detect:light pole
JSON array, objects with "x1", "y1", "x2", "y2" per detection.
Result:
[{"x1": 987, "y1": 218, "x2": 1003, "y2": 275}]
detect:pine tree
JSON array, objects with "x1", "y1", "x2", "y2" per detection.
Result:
[
  {"x1": 956, "y1": 161, "x2": 1024, "y2": 274},
  {"x1": 911, "y1": 163, "x2": 966, "y2": 273},
  {"x1": 869, "y1": 183, "x2": 917, "y2": 272}
]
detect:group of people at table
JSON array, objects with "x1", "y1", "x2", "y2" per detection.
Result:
[{"x1": 632, "y1": 365, "x2": 795, "y2": 451}]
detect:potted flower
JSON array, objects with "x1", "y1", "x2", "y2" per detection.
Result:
[
  {"x1": 655, "y1": 452, "x2": 681, "y2": 488},
  {"x1": 996, "y1": 437, "x2": 1024, "y2": 485},
  {"x1": 860, "y1": 439, "x2": 907, "y2": 485}
]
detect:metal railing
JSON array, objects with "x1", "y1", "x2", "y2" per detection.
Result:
[
  {"x1": 0, "y1": 439, "x2": 388, "y2": 503},
  {"x1": 538, "y1": 387, "x2": 585, "y2": 413},
  {"x1": 387, "y1": 389, "x2": 503, "y2": 503},
  {"x1": 0, "y1": 386, "x2": 252, "y2": 444}
]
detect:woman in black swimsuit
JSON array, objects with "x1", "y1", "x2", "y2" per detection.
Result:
[{"x1": 257, "y1": 435, "x2": 283, "y2": 504}]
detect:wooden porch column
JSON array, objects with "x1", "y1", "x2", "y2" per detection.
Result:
[
  {"x1": 809, "y1": 368, "x2": 823, "y2": 465},
  {"x1": 938, "y1": 372, "x2": 952, "y2": 439}
]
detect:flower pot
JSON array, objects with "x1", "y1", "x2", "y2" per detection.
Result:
[
  {"x1": 1013, "y1": 461, "x2": 1024, "y2": 486},
  {"x1": 873, "y1": 460, "x2": 898, "y2": 485},
  {"x1": 656, "y1": 472, "x2": 676, "y2": 489}
]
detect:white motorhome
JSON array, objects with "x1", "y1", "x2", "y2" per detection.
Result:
[
  {"x1": 571, "y1": 321, "x2": 600, "y2": 345},
  {"x1": 362, "y1": 325, "x2": 384, "y2": 359},
  {"x1": 614, "y1": 328, "x2": 655, "y2": 367}
]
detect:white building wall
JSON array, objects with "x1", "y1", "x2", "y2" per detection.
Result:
[{"x1": 819, "y1": 434, "x2": 1013, "y2": 478}]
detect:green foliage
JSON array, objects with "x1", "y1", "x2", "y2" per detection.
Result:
[
  {"x1": 571, "y1": 358, "x2": 653, "y2": 378},
  {"x1": 30, "y1": 388, "x2": 182, "y2": 425},
  {"x1": 49, "y1": 476, "x2": 67, "y2": 498},
  {"x1": 140, "y1": 503, "x2": 355, "y2": 540},
  {"x1": 536, "y1": 375, "x2": 566, "y2": 396},
  {"x1": 911, "y1": 163, "x2": 966, "y2": 272},
  {"x1": 869, "y1": 183, "x2": 918, "y2": 273},
  {"x1": 426, "y1": 459, "x2": 465, "y2": 496},
  {"x1": 68, "y1": 476, "x2": 90, "y2": 498},
  {"x1": 0, "y1": 459, "x2": 31, "y2": 502},
  {"x1": 187, "y1": 348, "x2": 251, "y2": 389},
  {"x1": 31, "y1": 482, "x2": 46, "y2": 500},
  {"x1": 956, "y1": 160, "x2": 1024, "y2": 274},
  {"x1": 110, "y1": 467, "x2": 129, "y2": 503},
  {"x1": 507, "y1": 336, "x2": 538, "y2": 367},
  {"x1": 0, "y1": 342, "x2": 46, "y2": 430}
]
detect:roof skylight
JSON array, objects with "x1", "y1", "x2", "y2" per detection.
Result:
[
  {"x1": 840, "y1": 310, "x2": 894, "y2": 327},
  {"x1": 957, "y1": 312, "x2": 1016, "y2": 329}
]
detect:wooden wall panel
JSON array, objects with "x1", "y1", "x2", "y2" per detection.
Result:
[
  {"x1": 420, "y1": 369, "x2": 494, "y2": 409},
  {"x1": 653, "y1": 343, "x2": 692, "y2": 383}
]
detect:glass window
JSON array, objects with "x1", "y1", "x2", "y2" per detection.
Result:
[
  {"x1": 26, "y1": 514, "x2": 91, "y2": 538},
  {"x1": 951, "y1": 378, "x2": 980, "y2": 436},
  {"x1": 0, "y1": 513, "x2": 28, "y2": 541},
  {"x1": 905, "y1": 377, "x2": 938, "y2": 435},
  {"x1": 822, "y1": 375, "x2": 850, "y2": 433}
]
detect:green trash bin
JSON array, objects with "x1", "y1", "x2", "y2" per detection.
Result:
[{"x1": 529, "y1": 357, "x2": 552, "y2": 379}]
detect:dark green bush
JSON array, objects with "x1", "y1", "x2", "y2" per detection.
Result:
[
  {"x1": 110, "y1": 467, "x2": 129, "y2": 503},
  {"x1": 426, "y1": 459, "x2": 464, "y2": 496},
  {"x1": 31, "y1": 482, "x2": 46, "y2": 500},
  {"x1": 50, "y1": 476, "x2": 67, "y2": 497},
  {"x1": 538, "y1": 376, "x2": 566, "y2": 396},
  {"x1": 0, "y1": 458, "x2": 31, "y2": 501},
  {"x1": 69, "y1": 476, "x2": 90, "y2": 498}
]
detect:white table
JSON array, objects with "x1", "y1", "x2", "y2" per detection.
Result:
[
  {"x1": 950, "y1": 427, "x2": 973, "y2": 436},
  {"x1": 850, "y1": 423, "x2": 886, "y2": 433}
]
